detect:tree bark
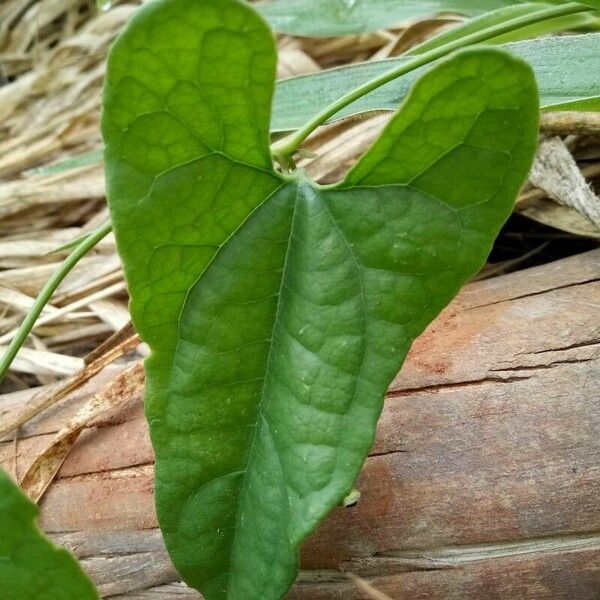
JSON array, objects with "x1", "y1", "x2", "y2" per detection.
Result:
[{"x1": 2, "y1": 250, "x2": 600, "y2": 599}]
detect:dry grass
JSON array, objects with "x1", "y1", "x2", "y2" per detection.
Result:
[
  {"x1": 0, "y1": 1, "x2": 134, "y2": 390},
  {"x1": 0, "y1": 0, "x2": 597, "y2": 396},
  {"x1": 0, "y1": 1, "x2": 598, "y2": 400},
  {"x1": 0, "y1": 1, "x2": 467, "y2": 391}
]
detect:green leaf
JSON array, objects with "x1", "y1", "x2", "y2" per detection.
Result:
[
  {"x1": 40, "y1": 30, "x2": 600, "y2": 185},
  {"x1": 409, "y1": 3, "x2": 599, "y2": 54},
  {"x1": 256, "y1": 0, "x2": 519, "y2": 36},
  {"x1": 45, "y1": 33, "x2": 600, "y2": 181},
  {"x1": 256, "y1": 0, "x2": 600, "y2": 36},
  {"x1": 273, "y1": 33, "x2": 600, "y2": 132},
  {"x1": 103, "y1": 1, "x2": 539, "y2": 599},
  {"x1": 0, "y1": 469, "x2": 99, "y2": 600},
  {"x1": 545, "y1": 95, "x2": 600, "y2": 110},
  {"x1": 25, "y1": 149, "x2": 103, "y2": 176}
]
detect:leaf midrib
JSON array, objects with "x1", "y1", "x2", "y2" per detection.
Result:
[
  {"x1": 225, "y1": 181, "x2": 300, "y2": 598},
  {"x1": 157, "y1": 164, "x2": 286, "y2": 540}
]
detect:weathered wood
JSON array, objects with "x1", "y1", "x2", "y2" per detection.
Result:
[{"x1": 1, "y1": 250, "x2": 599, "y2": 599}]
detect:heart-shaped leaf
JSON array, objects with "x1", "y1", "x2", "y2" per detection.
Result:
[
  {"x1": 0, "y1": 470, "x2": 99, "y2": 600},
  {"x1": 103, "y1": 1, "x2": 539, "y2": 598}
]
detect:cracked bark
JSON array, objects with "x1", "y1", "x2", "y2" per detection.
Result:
[{"x1": 1, "y1": 250, "x2": 600, "y2": 599}]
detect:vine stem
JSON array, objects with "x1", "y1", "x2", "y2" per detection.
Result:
[
  {"x1": 0, "y1": 221, "x2": 113, "y2": 383},
  {"x1": 270, "y1": 1, "x2": 592, "y2": 163}
]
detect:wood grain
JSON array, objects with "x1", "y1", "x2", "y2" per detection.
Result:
[{"x1": 2, "y1": 250, "x2": 599, "y2": 599}]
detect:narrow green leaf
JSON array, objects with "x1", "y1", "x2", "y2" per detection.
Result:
[
  {"x1": 545, "y1": 95, "x2": 600, "y2": 110},
  {"x1": 103, "y1": 1, "x2": 539, "y2": 599},
  {"x1": 273, "y1": 33, "x2": 600, "y2": 132},
  {"x1": 45, "y1": 34, "x2": 600, "y2": 181},
  {"x1": 0, "y1": 469, "x2": 99, "y2": 600},
  {"x1": 409, "y1": 3, "x2": 599, "y2": 54},
  {"x1": 256, "y1": 0, "x2": 600, "y2": 36},
  {"x1": 25, "y1": 149, "x2": 103, "y2": 176},
  {"x1": 256, "y1": 0, "x2": 520, "y2": 36}
]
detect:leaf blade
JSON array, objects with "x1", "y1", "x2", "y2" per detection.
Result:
[
  {"x1": 273, "y1": 33, "x2": 600, "y2": 132},
  {"x1": 103, "y1": 0, "x2": 288, "y2": 597},
  {"x1": 257, "y1": 0, "x2": 520, "y2": 36},
  {"x1": 160, "y1": 48, "x2": 538, "y2": 600},
  {"x1": 408, "y1": 3, "x2": 599, "y2": 54},
  {"x1": 103, "y1": 0, "x2": 282, "y2": 353},
  {"x1": 256, "y1": 0, "x2": 600, "y2": 36},
  {"x1": 104, "y1": 2, "x2": 539, "y2": 599},
  {"x1": 0, "y1": 470, "x2": 99, "y2": 600}
]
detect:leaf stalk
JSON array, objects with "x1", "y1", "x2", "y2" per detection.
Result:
[{"x1": 0, "y1": 221, "x2": 113, "y2": 383}]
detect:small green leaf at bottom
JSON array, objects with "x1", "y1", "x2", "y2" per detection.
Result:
[{"x1": 0, "y1": 469, "x2": 99, "y2": 600}]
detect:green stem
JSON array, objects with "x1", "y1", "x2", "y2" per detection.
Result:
[
  {"x1": 0, "y1": 221, "x2": 113, "y2": 383},
  {"x1": 270, "y1": 1, "x2": 592, "y2": 163}
]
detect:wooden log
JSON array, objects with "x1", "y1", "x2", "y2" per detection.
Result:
[{"x1": 1, "y1": 249, "x2": 600, "y2": 599}]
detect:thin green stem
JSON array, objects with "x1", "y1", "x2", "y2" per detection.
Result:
[
  {"x1": 0, "y1": 221, "x2": 112, "y2": 383},
  {"x1": 270, "y1": 1, "x2": 592, "y2": 163}
]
